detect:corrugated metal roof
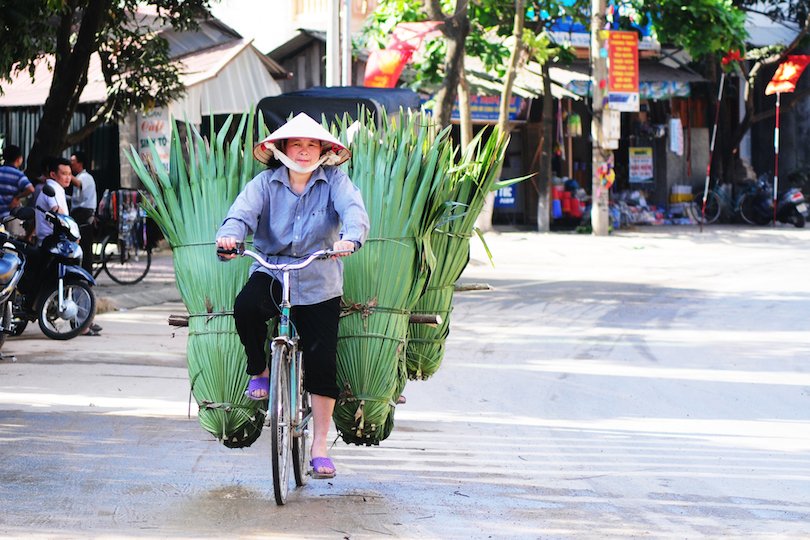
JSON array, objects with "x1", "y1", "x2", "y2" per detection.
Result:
[{"x1": 0, "y1": 38, "x2": 287, "y2": 107}]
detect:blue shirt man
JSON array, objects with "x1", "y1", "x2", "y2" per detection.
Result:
[{"x1": 0, "y1": 145, "x2": 34, "y2": 218}]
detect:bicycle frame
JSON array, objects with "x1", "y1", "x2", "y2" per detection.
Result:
[
  {"x1": 231, "y1": 247, "x2": 346, "y2": 434},
  {"x1": 219, "y1": 244, "x2": 349, "y2": 503}
]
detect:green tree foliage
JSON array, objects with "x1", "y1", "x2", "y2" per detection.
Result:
[
  {"x1": 0, "y1": 0, "x2": 210, "y2": 174},
  {"x1": 639, "y1": 0, "x2": 747, "y2": 59}
]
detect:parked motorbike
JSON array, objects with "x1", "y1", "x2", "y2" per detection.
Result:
[
  {"x1": 0, "y1": 210, "x2": 30, "y2": 351},
  {"x1": 741, "y1": 176, "x2": 806, "y2": 228},
  {"x1": 9, "y1": 185, "x2": 97, "y2": 340}
]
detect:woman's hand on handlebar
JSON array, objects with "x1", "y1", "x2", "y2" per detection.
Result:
[
  {"x1": 216, "y1": 236, "x2": 240, "y2": 260},
  {"x1": 332, "y1": 240, "x2": 356, "y2": 258}
]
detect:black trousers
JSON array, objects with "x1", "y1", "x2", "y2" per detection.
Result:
[
  {"x1": 70, "y1": 208, "x2": 95, "y2": 275},
  {"x1": 233, "y1": 271, "x2": 341, "y2": 399}
]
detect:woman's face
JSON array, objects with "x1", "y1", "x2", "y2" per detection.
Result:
[{"x1": 283, "y1": 138, "x2": 322, "y2": 169}]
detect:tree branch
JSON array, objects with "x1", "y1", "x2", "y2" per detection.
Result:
[{"x1": 751, "y1": 87, "x2": 810, "y2": 124}]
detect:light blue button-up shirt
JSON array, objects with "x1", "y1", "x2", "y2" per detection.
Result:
[{"x1": 217, "y1": 165, "x2": 369, "y2": 305}]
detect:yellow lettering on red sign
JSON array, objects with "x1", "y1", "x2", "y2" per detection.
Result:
[{"x1": 608, "y1": 31, "x2": 639, "y2": 93}]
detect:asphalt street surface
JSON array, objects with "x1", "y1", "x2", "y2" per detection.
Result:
[{"x1": 0, "y1": 226, "x2": 808, "y2": 539}]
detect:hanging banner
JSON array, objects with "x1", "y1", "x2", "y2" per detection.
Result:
[
  {"x1": 363, "y1": 49, "x2": 413, "y2": 88},
  {"x1": 608, "y1": 31, "x2": 639, "y2": 112},
  {"x1": 363, "y1": 21, "x2": 443, "y2": 88},
  {"x1": 765, "y1": 55, "x2": 810, "y2": 95},
  {"x1": 629, "y1": 147, "x2": 653, "y2": 183},
  {"x1": 136, "y1": 107, "x2": 171, "y2": 169}
]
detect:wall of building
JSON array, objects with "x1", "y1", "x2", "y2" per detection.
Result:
[
  {"x1": 665, "y1": 127, "x2": 709, "y2": 191},
  {"x1": 118, "y1": 113, "x2": 139, "y2": 189}
]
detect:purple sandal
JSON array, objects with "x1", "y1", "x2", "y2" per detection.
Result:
[
  {"x1": 310, "y1": 457, "x2": 336, "y2": 479},
  {"x1": 244, "y1": 377, "x2": 269, "y2": 401}
]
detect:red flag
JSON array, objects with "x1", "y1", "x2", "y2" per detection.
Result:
[
  {"x1": 363, "y1": 49, "x2": 413, "y2": 88},
  {"x1": 363, "y1": 21, "x2": 443, "y2": 88},
  {"x1": 766, "y1": 55, "x2": 810, "y2": 95}
]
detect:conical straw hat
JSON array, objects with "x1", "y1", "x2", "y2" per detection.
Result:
[{"x1": 253, "y1": 112, "x2": 351, "y2": 166}]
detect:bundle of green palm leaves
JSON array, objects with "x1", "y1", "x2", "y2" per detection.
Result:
[
  {"x1": 406, "y1": 127, "x2": 510, "y2": 380},
  {"x1": 335, "y1": 109, "x2": 455, "y2": 445},
  {"x1": 127, "y1": 113, "x2": 268, "y2": 447}
]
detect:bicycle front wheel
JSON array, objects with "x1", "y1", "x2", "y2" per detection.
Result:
[
  {"x1": 291, "y1": 349, "x2": 311, "y2": 487},
  {"x1": 102, "y1": 237, "x2": 151, "y2": 285},
  {"x1": 269, "y1": 342, "x2": 292, "y2": 505}
]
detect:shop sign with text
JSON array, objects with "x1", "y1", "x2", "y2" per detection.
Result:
[
  {"x1": 136, "y1": 108, "x2": 171, "y2": 169},
  {"x1": 608, "y1": 31, "x2": 639, "y2": 112},
  {"x1": 629, "y1": 147, "x2": 653, "y2": 183}
]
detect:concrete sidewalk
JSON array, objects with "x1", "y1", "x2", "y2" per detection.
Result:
[{"x1": 93, "y1": 247, "x2": 181, "y2": 312}]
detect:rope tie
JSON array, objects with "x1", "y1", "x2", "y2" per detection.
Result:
[
  {"x1": 187, "y1": 311, "x2": 234, "y2": 318},
  {"x1": 337, "y1": 333, "x2": 405, "y2": 344},
  {"x1": 408, "y1": 337, "x2": 447, "y2": 345},
  {"x1": 433, "y1": 230, "x2": 473, "y2": 239},
  {"x1": 340, "y1": 300, "x2": 410, "y2": 319},
  {"x1": 189, "y1": 330, "x2": 240, "y2": 337},
  {"x1": 198, "y1": 400, "x2": 259, "y2": 412},
  {"x1": 170, "y1": 241, "x2": 222, "y2": 248},
  {"x1": 425, "y1": 284, "x2": 456, "y2": 293},
  {"x1": 364, "y1": 236, "x2": 419, "y2": 245}
]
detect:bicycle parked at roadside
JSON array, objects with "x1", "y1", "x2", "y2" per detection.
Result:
[
  {"x1": 687, "y1": 180, "x2": 763, "y2": 225},
  {"x1": 91, "y1": 189, "x2": 153, "y2": 285},
  {"x1": 216, "y1": 244, "x2": 350, "y2": 505}
]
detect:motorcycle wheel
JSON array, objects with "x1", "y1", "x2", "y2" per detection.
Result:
[
  {"x1": 8, "y1": 318, "x2": 27, "y2": 337},
  {"x1": 0, "y1": 301, "x2": 10, "y2": 350},
  {"x1": 739, "y1": 194, "x2": 771, "y2": 226},
  {"x1": 37, "y1": 280, "x2": 96, "y2": 340},
  {"x1": 790, "y1": 208, "x2": 806, "y2": 228}
]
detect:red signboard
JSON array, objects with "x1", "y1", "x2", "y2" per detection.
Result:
[
  {"x1": 608, "y1": 31, "x2": 639, "y2": 93},
  {"x1": 606, "y1": 31, "x2": 639, "y2": 111}
]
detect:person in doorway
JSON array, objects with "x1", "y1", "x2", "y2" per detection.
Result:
[
  {"x1": 69, "y1": 151, "x2": 97, "y2": 274},
  {"x1": 216, "y1": 113, "x2": 369, "y2": 479},
  {"x1": 0, "y1": 144, "x2": 35, "y2": 218}
]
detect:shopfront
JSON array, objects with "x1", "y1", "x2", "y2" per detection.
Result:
[{"x1": 539, "y1": 60, "x2": 709, "y2": 227}]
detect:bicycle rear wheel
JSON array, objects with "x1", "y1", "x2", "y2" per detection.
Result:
[
  {"x1": 102, "y1": 237, "x2": 151, "y2": 285},
  {"x1": 690, "y1": 192, "x2": 721, "y2": 224},
  {"x1": 269, "y1": 342, "x2": 292, "y2": 505},
  {"x1": 291, "y1": 349, "x2": 311, "y2": 487}
]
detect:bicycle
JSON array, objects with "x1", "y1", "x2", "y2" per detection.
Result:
[
  {"x1": 91, "y1": 223, "x2": 152, "y2": 285},
  {"x1": 687, "y1": 181, "x2": 762, "y2": 225},
  {"x1": 217, "y1": 244, "x2": 350, "y2": 505}
]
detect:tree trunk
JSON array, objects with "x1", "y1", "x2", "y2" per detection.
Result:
[
  {"x1": 426, "y1": 0, "x2": 469, "y2": 128},
  {"x1": 537, "y1": 62, "x2": 554, "y2": 232},
  {"x1": 25, "y1": 0, "x2": 109, "y2": 177},
  {"x1": 458, "y1": 74, "x2": 472, "y2": 150},
  {"x1": 477, "y1": 0, "x2": 525, "y2": 232}
]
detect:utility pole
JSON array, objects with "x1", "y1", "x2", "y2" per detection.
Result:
[
  {"x1": 341, "y1": 0, "x2": 353, "y2": 85},
  {"x1": 590, "y1": 0, "x2": 610, "y2": 235},
  {"x1": 326, "y1": 0, "x2": 341, "y2": 86}
]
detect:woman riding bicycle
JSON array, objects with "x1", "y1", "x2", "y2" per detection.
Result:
[{"x1": 216, "y1": 113, "x2": 369, "y2": 479}]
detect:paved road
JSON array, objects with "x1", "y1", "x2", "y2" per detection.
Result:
[{"x1": 0, "y1": 226, "x2": 809, "y2": 538}]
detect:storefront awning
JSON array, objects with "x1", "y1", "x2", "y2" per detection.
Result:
[{"x1": 549, "y1": 60, "x2": 705, "y2": 100}]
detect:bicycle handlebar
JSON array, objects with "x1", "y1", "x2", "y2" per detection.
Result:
[{"x1": 216, "y1": 243, "x2": 352, "y2": 270}]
